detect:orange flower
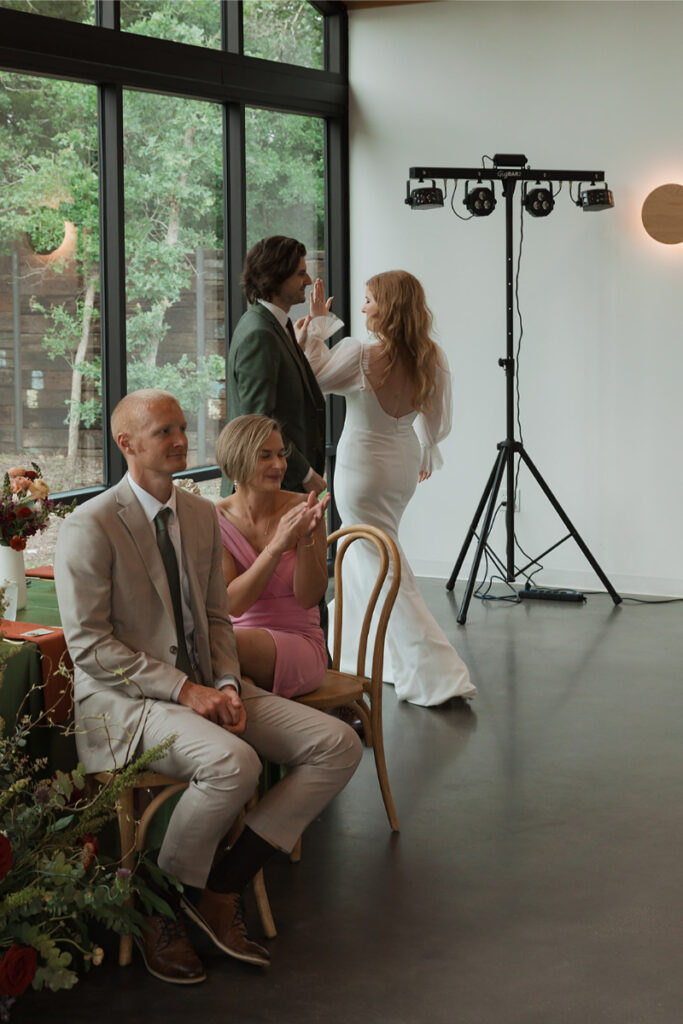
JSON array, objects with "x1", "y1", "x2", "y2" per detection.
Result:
[
  {"x1": 28, "y1": 479, "x2": 49, "y2": 500},
  {"x1": 9, "y1": 536, "x2": 26, "y2": 551},
  {"x1": 7, "y1": 466, "x2": 27, "y2": 478},
  {"x1": 9, "y1": 477, "x2": 31, "y2": 495}
]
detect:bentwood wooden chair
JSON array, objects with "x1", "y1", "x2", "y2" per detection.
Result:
[
  {"x1": 294, "y1": 524, "x2": 401, "y2": 833},
  {"x1": 92, "y1": 771, "x2": 276, "y2": 966}
]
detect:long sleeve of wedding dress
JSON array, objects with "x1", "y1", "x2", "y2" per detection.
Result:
[
  {"x1": 299, "y1": 315, "x2": 361, "y2": 394},
  {"x1": 303, "y1": 316, "x2": 453, "y2": 476}
]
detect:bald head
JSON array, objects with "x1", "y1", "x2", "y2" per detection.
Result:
[
  {"x1": 112, "y1": 390, "x2": 188, "y2": 498},
  {"x1": 111, "y1": 389, "x2": 180, "y2": 448}
]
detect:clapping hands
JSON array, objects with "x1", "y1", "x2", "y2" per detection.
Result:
[{"x1": 269, "y1": 490, "x2": 331, "y2": 556}]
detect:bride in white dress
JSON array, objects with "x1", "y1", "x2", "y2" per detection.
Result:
[{"x1": 297, "y1": 270, "x2": 475, "y2": 707}]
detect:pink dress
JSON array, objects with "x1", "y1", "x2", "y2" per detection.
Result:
[{"x1": 217, "y1": 513, "x2": 327, "y2": 699}]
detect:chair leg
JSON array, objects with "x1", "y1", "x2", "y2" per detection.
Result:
[
  {"x1": 355, "y1": 698, "x2": 372, "y2": 747},
  {"x1": 252, "y1": 868, "x2": 277, "y2": 939},
  {"x1": 116, "y1": 787, "x2": 136, "y2": 967},
  {"x1": 289, "y1": 836, "x2": 302, "y2": 863},
  {"x1": 370, "y1": 707, "x2": 400, "y2": 833}
]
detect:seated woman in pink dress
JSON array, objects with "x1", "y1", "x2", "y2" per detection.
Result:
[{"x1": 214, "y1": 414, "x2": 330, "y2": 698}]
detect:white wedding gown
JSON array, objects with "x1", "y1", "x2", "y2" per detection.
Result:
[{"x1": 302, "y1": 317, "x2": 476, "y2": 706}]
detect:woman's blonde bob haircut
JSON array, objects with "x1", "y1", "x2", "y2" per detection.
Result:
[
  {"x1": 215, "y1": 414, "x2": 287, "y2": 485},
  {"x1": 365, "y1": 269, "x2": 439, "y2": 413}
]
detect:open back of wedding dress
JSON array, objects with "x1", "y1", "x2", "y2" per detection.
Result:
[{"x1": 302, "y1": 317, "x2": 476, "y2": 706}]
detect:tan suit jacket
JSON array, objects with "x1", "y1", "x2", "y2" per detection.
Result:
[{"x1": 55, "y1": 477, "x2": 241, "y2": 770}]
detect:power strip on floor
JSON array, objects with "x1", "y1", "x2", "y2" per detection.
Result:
[{"x1": 519, "y1": 587, "x2": 586, "y2": 603}]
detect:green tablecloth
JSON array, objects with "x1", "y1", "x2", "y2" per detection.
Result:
[
  {"x1": 0, "y1": 639, "x2": 75, "y2": 769},
  {"x1": 2, "y1": 578, "x2": 183, "y2": 851},
  {"x1": 17, "y1": 578, "x2": 63, "y2": 627}
]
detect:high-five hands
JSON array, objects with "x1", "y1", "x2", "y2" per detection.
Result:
[
  {"x1": 309, "y1": 277, "x2": 333, "y2": 319},
  {"x1": 294, "y1": 278, "x2": 333, "y2": 346}
]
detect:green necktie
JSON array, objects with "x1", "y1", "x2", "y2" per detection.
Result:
[{"x1": 154, "y1": 507, "x2": 195, "y2": 681}]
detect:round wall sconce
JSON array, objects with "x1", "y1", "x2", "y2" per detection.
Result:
[{"x1": 641, "y1": 183, "x2": 683, "y2": 244}]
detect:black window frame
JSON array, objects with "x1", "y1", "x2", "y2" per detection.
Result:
[{"x1": 0, "y1": 0, "x2": 349, "y2": 504}]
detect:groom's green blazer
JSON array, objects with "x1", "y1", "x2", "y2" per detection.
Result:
[{"x1": 226, "y1": 303, "x2": 326, "y2": 492}]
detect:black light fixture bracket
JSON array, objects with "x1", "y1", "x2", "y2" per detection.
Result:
[{"x1": 409, "y1": 164, "x2": 606, "y2": 184}]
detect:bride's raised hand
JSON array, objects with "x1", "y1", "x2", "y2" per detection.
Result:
[{"x1": 309, "y1": 277, "x2": 333, "y2": 319}]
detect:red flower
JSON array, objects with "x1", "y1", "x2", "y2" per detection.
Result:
[
  {"x1": 9, "y1": 536, "x2": 26, "y2": 551},
  {"x1": 16, "y1": 505, "x2": 32, "y2": 520},
  {"x1": 0, "y1": 945, "x2": 37, "y2": 996},
  {"x1": 24, "y1": 470, "x2": 37, "y2": 481},
  {"x1": 0, "y1": 834, "x2": 11, "y2": 881},
  {"x1": 79, "y1": 832, "x2": 99, "y2": 870}
]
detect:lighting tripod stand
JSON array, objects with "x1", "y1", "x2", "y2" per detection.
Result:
[{"x1": 407, "y1": 157, "x2": 622, "y2": 624}]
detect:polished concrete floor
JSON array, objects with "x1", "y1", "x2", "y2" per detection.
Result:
[{"x1": 16, "y1": 583, "x2": 683, "y2": 1024}]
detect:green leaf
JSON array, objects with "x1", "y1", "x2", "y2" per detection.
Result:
[{"x1": 49, "y1": 814, "x2": 76, "y2": 832}]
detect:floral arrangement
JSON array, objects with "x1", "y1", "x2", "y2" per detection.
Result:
[
  {"x1": 1, "y1": 464, "x2": 75, "y2": 552},
  {"x1": 174, "y1": 478, "x2": 202, "y2": 496},
  {"x1": 0, "y1": 659, "x2": 176, "y2": 1020}
]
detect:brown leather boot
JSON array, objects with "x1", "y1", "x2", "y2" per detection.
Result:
[
  {"x1": 181, "y1": 890, "x2": 270, "y2": 966},
  {"x1": 135, "y1": 914, "x2": 206, "y2": 984}
]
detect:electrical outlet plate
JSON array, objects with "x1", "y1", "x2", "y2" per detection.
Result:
[{"x1": 501, "y1": 490, "x2": 520, "y2": 512}]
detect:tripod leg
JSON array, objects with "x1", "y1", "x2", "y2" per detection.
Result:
[
  {"x1": 457, "y1": 446, "x2": 509, "y2": 624},
  {"x1": 447, "y1": 454, "x2": 502, "y2": 591},
  {"x1": 518, "y1": 447, "x2": 622, "y2": 605}
]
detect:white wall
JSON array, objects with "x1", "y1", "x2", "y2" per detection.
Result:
[{"x1": 347, "y1": 0, "x2": 683, "y2": 595}]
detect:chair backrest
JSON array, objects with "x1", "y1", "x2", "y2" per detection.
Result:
[{"x1": 327, "y1": 525, "x2": 401, "y2": 687}]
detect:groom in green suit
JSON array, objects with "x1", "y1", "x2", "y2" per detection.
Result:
[{"x1": 227, "y1": 236, "x2": 327, "y2": 494}]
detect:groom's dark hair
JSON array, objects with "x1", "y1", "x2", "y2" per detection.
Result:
[{"x1": 241, "y1": 236, "x2": 306, "y2": 304}]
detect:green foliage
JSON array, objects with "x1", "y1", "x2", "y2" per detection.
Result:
[
  {"x1": 120, "y1": 0, "x2": 221, "y2": 47},
  {"x1": 0, "y1": 0, "x2": 93, "y2": 22},
  {"x1": 246, "y1": 106, "x2": 324, "y2": 250},
  {"x1": 243, "y1": 0, "x2": 324, "y2": 70},
  {"x1": 23, "y1": 206, "x2": 66, "y2": 256},
  {"x1": 0, "y1": 673, "x2": 177, "y2": 994}
]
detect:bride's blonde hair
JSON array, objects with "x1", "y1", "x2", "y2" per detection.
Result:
[{"x1": 365, "y1": 270, "x2": 438, "y2": 412}]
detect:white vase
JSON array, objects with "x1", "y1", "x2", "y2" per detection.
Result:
[{"x1": 0, "y1": 544, "x2": 27, "y2": 612}]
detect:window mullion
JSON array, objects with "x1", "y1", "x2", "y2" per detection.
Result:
[{"x1": 98, "y1": 81, "x2": 127, "y2": 485}]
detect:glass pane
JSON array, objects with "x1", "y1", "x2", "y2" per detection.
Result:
[
  {"x1": 245, "y1": 107, "x2": 325, "y2": 315},
  {"x1": 123, "y1": 91, "x2": 225, "y2": 471},
  {"x1": 0, "y1": 71, "x2": 103, "y2": 534},
  {"x1": 120, "y1": 0, "x2": 221, "y2": 48},
  {"x1": 0, "y1": 0, "x2": 94, "y2": 23},
  {"x1": 243, "y1": 0, "x2": 324, "y2": 70}
]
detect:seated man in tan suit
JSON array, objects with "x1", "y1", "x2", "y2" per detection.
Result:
[{"x1": 54, "y1": 388, "x2": 361, "y2": 985}]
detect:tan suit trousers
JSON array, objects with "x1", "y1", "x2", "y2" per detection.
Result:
[{"x1": 135, "y1": 679, "x2": 362, "y2": 888}]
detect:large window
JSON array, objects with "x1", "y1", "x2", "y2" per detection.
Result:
[
  {"x1": 246, "y1": 106, "x2": 325, "y2": 316},
  {"x1": 123, "y1": 91, "x2": 225, "y2": 471},
  {"x1": 0, "y1": 0, "x2": 348, "y2": 519},
  {"x1": 0, "y1": 72, "x2": 103, "y2": 495},
  {"x1": 120, "y1": 0, "x2": 221, "y2": 47},
  {"x1": 243, "y1": 0, "x2": 324, "y2": 70},
  {"x1": 0, "y1": 0, "x2": 94, "y2": 24}
]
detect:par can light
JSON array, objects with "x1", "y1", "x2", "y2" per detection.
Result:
[
  {"x1": 464, "y1": 181, "x2": 497, "y2": 217},
  {"x1": 523, "y1": 185, "x2": 555, "y2": 218}
]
